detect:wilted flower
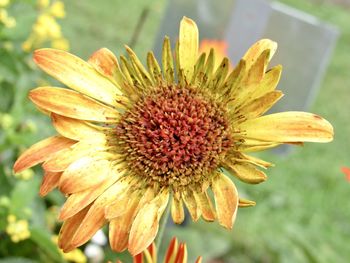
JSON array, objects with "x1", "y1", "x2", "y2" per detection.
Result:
[{"x1": 14, "y1": 17, "x2": 333, "y2": 255}]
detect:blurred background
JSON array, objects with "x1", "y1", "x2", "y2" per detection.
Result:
[{"x1": 0, "y1": 0, "x2": 349, "y2": 262}]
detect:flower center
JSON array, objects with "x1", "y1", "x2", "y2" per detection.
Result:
[{"x1": 115, "y1": 85, "x2": 232, "y2": 188}]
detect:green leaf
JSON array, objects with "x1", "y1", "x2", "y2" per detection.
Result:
[
  {"x1": 10, "y1": 177, "x2": 40, "y2": 217},
  {"x1": 30, "y1": 227, "x2": 64, "y2": 263},
  {"x1": 0, "y1": 258, "x2": 38, "y2": 263}
]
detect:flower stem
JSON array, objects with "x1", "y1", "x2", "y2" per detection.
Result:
[{"x1": 155, "y1": 204, "x2": 170, "y2": 250}]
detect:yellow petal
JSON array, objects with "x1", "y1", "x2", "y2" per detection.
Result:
[
  {"x1": 178, "y1": 17, "x2": 198, "y2": 81},
  {"x1": 125, "y1": 45, "x2": 153, "y2": 87},
  {"x1": 39, "y1": 171, "x2": 62, "y2": 196},
  {"x1": 128, "y1": 190, "x2": 169, "y2": 255},
  {"x1": 162, "y1": 37, "x2": 175, "y2": 84},
  {"x1": 109, "y1": 193, "x2": 141, "y2": 252},
  {"x1": 59, "y1": 174, "x2": 120, "y2": 220},
  {"x1": 68, "y1": 179, "x2": 131, "y2": 249},
  {"x1": 42, "y1": 140, "x2": 108, "y2": 172},
  {"x1": 193, "y1": 190, "x2": 216, "y2": 221},
  {"x1": 252, "y1": 65, "x2": 282, "y2": 99},
  {"x1": 212, "y1": 173, "x2": 238, "y2": 229},
  {"x1": 182, "y1": 190, "x2": 200, "y2": 221},
  {"x1": 224, "y1": 162, "x2": 267, "y2": 184},
  {"x1": 171, "y1": 195, "x2": 185, "y2": 224},
  {"x1": 238, "y1": 111, "x2": 334, "y2": 143},
  {"x1": 29, "y1": 87, "x2": 120, "y2": 122},
  {"x1": 33, "y1": 48, "x2": 123, "y2": 106},
  {"x1": 88, "y1": 48, "x2": 125, "y2": 90},
  {"x1": 238, "y1": 91, "x2": 284, "y2": 120},
  {"x1": 238, "y1": 138, "x2": 280, "y2": 152},
  {"x1": 147, "y1": 51, "x2": 162, "y2": 85},
  {"x1": 238, "y1": 198, "x2": 256, "y2": 207},
  {"x1": 243, "y1": 39, "x2": 277, "y2": 69},
  {"x1": 51, "y1": 113, "x2": 106, "y2": 141},
  {"x1": 58, "y1": 205, "x2": 91, "y2": 252},
  {"x1": 59, "y1": 157, "x2": 111, "y2": 194},
  {"x1": 14, "y1": 135, "x2": 76, "y2": 173}
]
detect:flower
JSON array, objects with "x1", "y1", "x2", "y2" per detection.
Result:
[
  {"x1": 22, "y1": 0, "x2": 68, "y2": 52},
  {"x1": 199, "y1": 39, "x2": 231, "y2": 69},
  {"x1": 341, "y1": 167, "x2": 350, "y2": 182},
  {"x1": 117, "y1": 237, "x2": 202, "y2": 263},
  {"x1": 6, "y1": 215, "x2": 31, "y2": 242},
  {"x1": 14, "y1": 17, "x2": 333, "y2": 255}
]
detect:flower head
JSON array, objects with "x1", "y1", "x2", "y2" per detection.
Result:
[{"x1": 14, "y1": 17, "x2": 333, "y2": 255}]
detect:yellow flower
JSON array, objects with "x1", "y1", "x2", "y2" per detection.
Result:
[
  {"x1": 14, "y1": 17, "x2": 333, "y2": 255},
  {"x1": 0, "y1": 8, "x2": 16, "y2": 28},
  {"x1": 0, "y1": 0, "x2": 9, "y2": 8},
  {"x1": 14, "y1": 168, "x2": 34, "y2": 180},
  {"x1": 52, "y1": 235, "x2": 87, "y2": 263},
  {"x1": 6, "y1": 215, "x2": 31, "y2": 242},
  {"x1": 117, "y1": 237, "x2": 202, "y2": 263},
  {"x1": 37, "y1": 0, "x2": 50, "y2": 9},
  {"x1": 49, "y1": 1, "x2": 65, "y2": 18},
  {"x1": 51, "y1": 37, "x2": 69, "y2": 51}
]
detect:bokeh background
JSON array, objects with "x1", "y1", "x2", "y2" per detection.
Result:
[{"x1": 0, "y1": 0, "x2": 349, "y2": 262}]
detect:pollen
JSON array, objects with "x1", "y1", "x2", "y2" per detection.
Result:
[{"x1": 115, "y1": 85, "x2": 232, "y2": 188}]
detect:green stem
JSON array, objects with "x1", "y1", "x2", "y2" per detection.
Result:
[{"x1": 155, "y1": 204, "x2": 170, "y2": 250}]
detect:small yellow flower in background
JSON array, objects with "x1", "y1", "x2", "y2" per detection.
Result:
[
  {"x1": 37, "y1": 0, "x2": 49, "y2": 9},
  {"x1": 49, "y1": 1, "x2": 65, "y2": 18},
  {"x1": 14, "y1": 168, "x2": 34, "y2": 180},
  {"x1": 14, "y1": 17, "x2": 333, "y2": 255},
  {"x1": 6, "y1": 215, "x2": 31, "y2": 243},
  {"x1": 0, "y1": 113, "x2": 14, "y2": 130},
  {"x1": 51, "y1": 37, "x2": 69, "y2": 51},
  {"x1": 0, "y1": 8, "x2": 16, "y2": 28},
  {"x1": 0, "y1": 0, "x2": 9, "y2": 8},
  {"x1": 52, "y1": 235, "x2": 87, "y2": 263},
  {"x1": 23, "y1": 0, "x2": 68, "y2": 52}
]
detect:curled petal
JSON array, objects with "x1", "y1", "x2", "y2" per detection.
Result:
[
  {"x1": 243, "y1": 39, "x2": 277, "y2": 69},
  {"x1": 212, "y1": 173, "x2": 238, "y2": 229},
  {"x1": 128, "y1": 190, "x2": 169, "y2": 255},
  {"x1": 59, "y1": 157, "x2": 111, "y2": 194},
  {"x1": 193, "y1": 190, "x2": 216, "y2": 222},
  {"x1": 39, "y1": 171, "x2": 62, "y2": 197},
  {"x1": 171, "y1": 195, "x2": 185, "y2": 224},
  {"x1": 51, "y1": 113, "x2": 106, "y2": 141},
  {"x1": 182, "y1": 190, "x2": 200, "y2": 221},
  {"x1": 224, "y1": 162, "x2": 267, "y2": 184},
  {"x1": 29, "y1": 87, "x2": 120, "y2": 122},
  {"x1": 14, "y1": 136, "x2": 76, "y2": 173},
  {"x1": 165, "y1": 237, "x2": 178, "y2": 263},
  {"x1": 238, "y1": 198, "x2": 256, "y2": 208},
  {"x1": 239, "y1": 111, "x2": 334, "y2": 143}
]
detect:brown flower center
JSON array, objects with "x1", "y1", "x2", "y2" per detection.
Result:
[{"x1": 115, "y1": 85, "x2": 232, "y2": 188}]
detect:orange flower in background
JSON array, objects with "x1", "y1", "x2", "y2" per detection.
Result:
[
  {"x1": 14, "y1": 17, "x2": 333, "y2": 255},
  {"x1": 116, "y1": 237, "x2": 202, "y2": 263},
  {"x1": 199, "y1": 39, "x2": 231, "y2": 69},
  {"x1": 341, "y1": 167, "x2": 350, "y2": 181}
]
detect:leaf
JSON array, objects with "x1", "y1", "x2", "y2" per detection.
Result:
[
  {"x1": 30, "y1": 227, "x2": 64, "y2": 263},
  {"x1": 9, "y1": 176, "x2": 40, "y2": 217}
]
